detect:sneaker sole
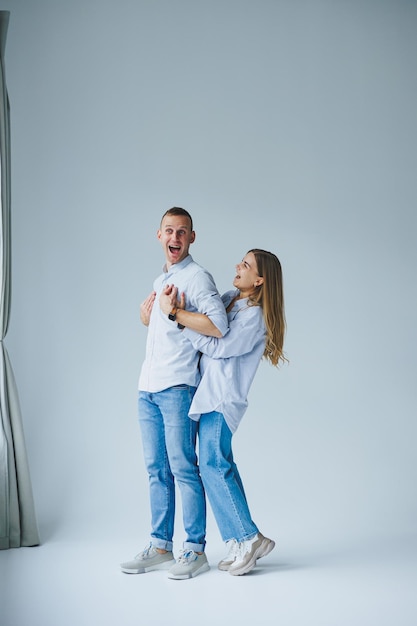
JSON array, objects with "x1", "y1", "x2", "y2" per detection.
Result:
[
  {"x1": 121, "y1": 559, "x2": 175, "y2": 574},
  {"x1": 167, "y1": 561, "x2": 210, "y2": 580},
  {"x1": 258, "y1": 539, "x2": 275, "y2": 561},
  {"x1": 218, "y1": 560, "x2": 234, "y2": 572},
  {"x1": 228, "y1": 538, "x2": 275, "y2": 576}
]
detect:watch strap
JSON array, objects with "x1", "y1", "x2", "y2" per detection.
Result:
[{"x1": 168, "y1": 306, "x2": 177, "y2": 321}]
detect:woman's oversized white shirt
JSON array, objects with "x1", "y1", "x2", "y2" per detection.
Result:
[{"x1": 183, "y1": 290, "x2": 266, "y2": 433}]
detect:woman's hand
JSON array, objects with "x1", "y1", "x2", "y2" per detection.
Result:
[
  {"x1": 140, "y1": 291, "x2": 156, "y2": 326},
  {"x1": 159, "y1": 284, "x2": 185, "y2": 315}
]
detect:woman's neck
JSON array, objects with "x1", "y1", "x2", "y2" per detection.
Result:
[{"x1": 237, "y1": 289, "x2": 254, "y2": 300}]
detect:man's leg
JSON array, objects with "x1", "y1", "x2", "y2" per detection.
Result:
[
  {"x1": 156, "y1": 385, "x2": 206, "y2": 553},
  {"x1": 138, "y1": 391, "x2": 175, "y2": 549},
  {"x1": 119, "y1": 391, "x2": 176, "y2": 574}
]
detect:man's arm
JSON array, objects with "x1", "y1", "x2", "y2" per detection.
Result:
[
  {"x1": 160, "y1": 285, "x2": 224, "y2": 337},
  {"x1": 140, "y1": 291, "x2": 156, "y2": 326}
]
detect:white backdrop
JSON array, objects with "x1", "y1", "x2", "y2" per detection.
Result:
[{"x1": 4, "y1": 0, "x2": 417, "y2": 555}]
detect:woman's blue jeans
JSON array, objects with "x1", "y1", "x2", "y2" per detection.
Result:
[
  {"x1": 138, "y1": 386, "x2": 206, "y2": 553},
  {"x1": 198, "y1": 410, "x2": 259, "y2": 543}
]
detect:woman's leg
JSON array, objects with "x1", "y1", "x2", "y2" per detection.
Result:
[{"x1": 198, "y1": 411, "x2": 258, "y2": 543}]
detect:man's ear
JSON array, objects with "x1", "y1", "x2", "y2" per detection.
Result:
[
  {"x1": 190, "y1": 230, "x2": 196, "y2": 244},
  {"x1": 157, "y1": 229, "x2": 162, "y2": 241}
]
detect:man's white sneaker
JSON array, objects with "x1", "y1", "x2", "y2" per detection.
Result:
[
  {"x1": 218, "y1": 539, "x2": 238, "y2": 571},
  {"x1": 167, "y1": 550, "x2": 210, "y2": 580},
  {"x1": 120, "y1": 543, "x2": 175, "y2": 574},
  {"x1": 228, "y1": 533, "x2": 275, "y2": 576}
]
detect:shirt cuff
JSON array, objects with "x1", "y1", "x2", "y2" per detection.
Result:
[{"x1": 182, "y1": 327, "x2": 199, "y2": 341}]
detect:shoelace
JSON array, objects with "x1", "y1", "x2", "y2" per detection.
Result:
[
  {"x1": 234, "y1": 536, "x2": 257, "y2": 561},
  {"x1": 224, "y1": 539, "x2": 239, "y2": 561},
  {"x1": 177, "y1": 549, "x2": 197, "y2": 563},
  {"x1": 137, "y1": 543, "x2": 155, "y2": 560}
]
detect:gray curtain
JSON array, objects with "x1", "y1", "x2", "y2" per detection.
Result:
[{"x1": 0, "y1": 10, "x2": 39, "y2": 549}]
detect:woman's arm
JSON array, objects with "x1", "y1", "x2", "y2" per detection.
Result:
[
  {"x1": 160, "y1": 285, "x2": 224, "y2": 337},
  {"x1": 183, "y1": 306, "x2": 265, "y2": 359}
]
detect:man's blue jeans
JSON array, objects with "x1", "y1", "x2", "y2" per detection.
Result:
[
  {"x1": 198, "y1": 410, "x2": 259, "y2": 543},
  {"x1": 138, "y1": 386, "x2": 206, "y2": 553}
]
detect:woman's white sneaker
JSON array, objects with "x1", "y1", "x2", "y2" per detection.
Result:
[
  {"x1": 218, "y1": 539, "x2": 239, "y2": 571},
  {"x1": 228, "y1": 533, "x2": 275, "y2": 576}
]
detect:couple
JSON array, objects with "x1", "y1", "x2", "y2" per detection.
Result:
[{"x1": 121, "y1": 207, "x2": 286, "y2": 579}]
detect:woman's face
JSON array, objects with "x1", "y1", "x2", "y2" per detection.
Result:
[{"x1": 233, "y1": 252, "x2": 264, "y2": 295}]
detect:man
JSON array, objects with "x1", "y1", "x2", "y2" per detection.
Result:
[{"x1": 120, "y1": 207, "x2": 228, "y2": 580}]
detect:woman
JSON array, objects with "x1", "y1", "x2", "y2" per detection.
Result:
[{"x1": 171, "y1": 248, "x2": 287, "y2": 576}]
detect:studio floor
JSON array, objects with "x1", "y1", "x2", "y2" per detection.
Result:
[{"x1": 1, "y1": 528, "x2": 416, "y2": 626}]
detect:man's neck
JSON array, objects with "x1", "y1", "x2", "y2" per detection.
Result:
[{"x1": 164, "y1": 254, "x2": 190, "y2": 273}]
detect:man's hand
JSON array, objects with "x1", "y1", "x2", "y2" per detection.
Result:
[
  {"x1": 140, "y1": 291, "x2": 156, "y2": 326},
  {"x1": 160, "y1": 284, "x2": 185, "y2": 315}
]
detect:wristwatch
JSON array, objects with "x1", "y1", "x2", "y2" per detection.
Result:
[
  {"x1": 168, "y1": 306, "x2": 177, "y2": 321},
  {"x1": 168, "y1": 306, "x2": 185, "y2": 329}
]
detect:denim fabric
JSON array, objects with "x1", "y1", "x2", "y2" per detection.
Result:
[
  {"x1": 138, "y1": 386, "x2": 206, "y2": 552},
  {"x1": 198, "y1": 410, "x2": 259, "y2": 543}
]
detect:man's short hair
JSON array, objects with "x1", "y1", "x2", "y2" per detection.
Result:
[{"x1": 161, "y1": 207, "x2": 193, "y2": 231}]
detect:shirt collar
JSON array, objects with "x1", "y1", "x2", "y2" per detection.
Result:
[{"x1": 163, "y1": 254, "x2": 193, "y2": 275}]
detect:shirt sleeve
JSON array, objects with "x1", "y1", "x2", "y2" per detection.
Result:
[
  {"x1": 187, "y1": 270, "x2": 229, "y2": 337},
  {"x1": 182, "y1": 305, "x2": 265, "y2": 359}
]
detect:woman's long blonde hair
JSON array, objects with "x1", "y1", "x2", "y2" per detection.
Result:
[{"x1": 247, "y1": 249, "x2": 287, "y2": 367}]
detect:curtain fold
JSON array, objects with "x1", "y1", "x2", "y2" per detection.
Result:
[{"x1": 0, "y1": 10, "x2": 39, "y2": 549}]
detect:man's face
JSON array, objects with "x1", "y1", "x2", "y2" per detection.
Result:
[{"x1": 157, "y1": 214, "x2": 195, "y2": 267}]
